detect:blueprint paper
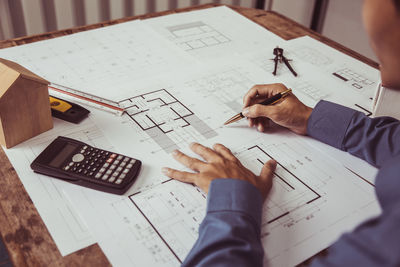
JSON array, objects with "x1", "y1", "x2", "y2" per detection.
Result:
[
  {"x1": 64, "y1": 60, "x2": 380, "y2": 266},
  {"x1": 0, "y1": 20, "x2": 195, "y2": 102},
  {"x1": 66, "y1": 119, "x2": 380, "y2": 266},
  {"x1": 145, "y1": 6, "x2": 283, "y2": 60}
]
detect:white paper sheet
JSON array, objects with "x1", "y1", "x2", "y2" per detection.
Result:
[{"x1": 0, "y1": 20, "x2": 195, "y2": 102}]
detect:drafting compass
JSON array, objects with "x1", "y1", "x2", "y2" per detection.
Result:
[{"x1": 271, "y1": 47, "x2": 298, "y2": 77}]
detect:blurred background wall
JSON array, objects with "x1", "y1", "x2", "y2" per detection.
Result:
[{"x1": 0, "y1": 0, "x2": 376, "y2": 61}]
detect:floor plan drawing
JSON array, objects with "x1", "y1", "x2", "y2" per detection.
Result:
[
  {"x1": 332, "y1": 67, "x2": 375, "y2": 90},
  {"x1": 130, "y1": 180, "x2": 206, "y2": 263},
  {"x1": 242, "y1": 145, "x2": 321, "y2": 224},
  {"x1": 185, "y1": 69, "x2": 255, "y2": 113},
  {"x1": 167, "y1": 21, "x2": 231, "y2": 51},
  {"x1": 119, "y1": 89, "x2": 218, "y2": 153}
]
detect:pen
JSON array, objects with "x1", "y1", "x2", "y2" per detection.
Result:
[{"x1": 224, "y1": 88, "x2": 292, "y2": 125}]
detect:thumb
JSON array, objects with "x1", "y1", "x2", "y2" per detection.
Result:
[
  {"x1": 242, "y1": 104, "x2": 274, "y2": 119},
  {"x1": 260, "y1": 159, "x2": 277, "y2": 182}
]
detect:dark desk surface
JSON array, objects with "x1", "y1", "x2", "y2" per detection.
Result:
[{"x1": 0, "y1": 3, "x2": 378, "y2": 266}]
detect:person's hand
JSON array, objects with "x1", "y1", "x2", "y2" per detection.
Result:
[
  {"x1": 162, "y1": 143, "x2": 277, "y2": 199},
  {"x1": 242, "y1": 83, "x2": 313, "y2": 135}
]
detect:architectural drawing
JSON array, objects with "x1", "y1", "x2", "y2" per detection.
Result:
[
  {"x1": 332, "y1": 67, "x2": 375, "y2": 90},
  {"x1": 185, "y1": 69, "x2": 255, "y2": 113},
  {"x1": 119, "y1": 89, "x2": 217, "y2": 153},
  {"x1": 127, "y1": 138, "x2": 378, "y2": 266},
  {"x1": 167, "y1": 21, "x2": 231, "y2": 51}
]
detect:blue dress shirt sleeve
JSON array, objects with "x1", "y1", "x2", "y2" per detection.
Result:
[
  {"x1": 307, "y1": 100, "x2": 400, "y2": 167},
  {"x1": 182, "y1": 179, "x2": 264, "y2": 267}
]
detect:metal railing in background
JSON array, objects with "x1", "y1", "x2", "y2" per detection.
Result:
[{"x1": 0, "y1": 0, "x2": 270, "y2": 40}]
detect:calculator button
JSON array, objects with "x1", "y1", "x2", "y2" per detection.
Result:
[
  {"x1": 103, "y1": 163, "x2": 110, "y2": 168},
  {"x1": 115, "y1": 179, "x2": 123, "y2": 184},
  {"x1": 114, "y1": 171, "x2": 120, "y2": 176},
  {"x1": 114, "y1": 160, "x2": 120, "y2": 165},
  {"x1": 119, "y1": 174, "x2": 126, "y2": 179},
  {"x1": 80, "y1": 149, "x2": 85, "y2": 153},
  {"x1": 117, "y1": 155, "x2": 123, "y2": 160},
  {"x1": 77, "y1": 169, "x2": 83, "y2": 173},
  {"x1": 83, "y1": 170, "x2": 88, "y2": 175},
  {"x1": 89, "y1": 172, "x2": 94, "y2": 176},
  {"x1": 110, "y1": 154, "x2": 117, "y2": 158},
  {"x1": 123, "y1": 158, "x2": 129, "y2": 162},
  {"x1": 129, "y1": 159, "x2": 136, "y2": 165},
  {"x1": 72, "y1": 167, "x2": 77, "y2": 171},
  {"x1": 83, "y1": 145, "x2": 88, "y2": 149},
  {"x1": 120, "y1": 162, "x2": 126, "y2": 167},
  {"x1": 91, "y1": 167, "x2": 97, "y2": 172},
  {"x1": 102, "y1": 174, "x2": 109, "y2": 180},
  {"x1": 68, "y1": 162, "x2": 74, "y2": 166},
  {"x1": 109, "y1": 177, "x2": 116, "y2": 183},
  {"x1": 95, "y1": 173, "x2": 101, "y2": 179},
  {"x1": 64, "y1": 166, "x2": 70, "y2": 171},
  {"x1": 122, "y1": 169, "x2": 129, "y2": 174},
  {"x1": 99, "y1": 168, "x2": 106, "y2": 173},
  {"x1": 116, "y1": 167, "x2": 123, "y2": 172},
  {"x1": 126, "y1": 163, "x2": 133, "y2": 169},
  {"x1": 89, "y1": 148, "x2": 93, "y2": 151},
  {"x1": 106, "y1": 169, "x2": 112, "y2": 175},
  {"x1": 72, "y1": 154, "x2": 85, "y2": 163},
  {"x1": 109, "y1": 165, "x2": 116, "y2": 170},
  {"x1": 106, "y1": 158, "x2": 113, "y2": 163}
]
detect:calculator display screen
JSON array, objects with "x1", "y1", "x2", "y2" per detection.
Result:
[{"x1": 49, "y1": 143, "x2": 78, "y2": 168}]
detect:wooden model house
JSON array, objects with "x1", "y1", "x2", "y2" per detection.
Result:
[{"x1": 0, "y1": 58, "x2": 53, "y2": 148}]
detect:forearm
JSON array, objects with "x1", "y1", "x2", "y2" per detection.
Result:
[
  {"x1": 183, "y1": 179, "x2": 264, "y2": 267},
  {"x1": 307, "y1": 100, "x2": 400, "y2": 167}
]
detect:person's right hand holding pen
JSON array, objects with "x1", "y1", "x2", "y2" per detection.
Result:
[{"x1": 242, "y1": 83, "x2": 313, "y2": 135}]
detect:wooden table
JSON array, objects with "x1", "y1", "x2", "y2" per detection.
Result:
[{"x1": 0, "y1": 4, "x2": 378, "y2": 266}]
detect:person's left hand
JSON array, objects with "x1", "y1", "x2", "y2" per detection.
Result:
[{"x1": 162, "y1": 143, "x2": 277, "y2": 199}]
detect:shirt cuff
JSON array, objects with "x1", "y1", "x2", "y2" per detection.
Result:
[
  {"x1": 307, "y1": 100, "x2": 358, "y2": 149},
  {"x1": 207, "y1": 179, "x2": 263, "y2": 228}
]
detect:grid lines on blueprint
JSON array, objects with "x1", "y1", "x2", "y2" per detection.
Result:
[
  {"x1": 167, "y1": 21, "x2": 231, "y2": 51},
  {"x1": 119, "y1": 89, "x2": 218, "y2": 153}
]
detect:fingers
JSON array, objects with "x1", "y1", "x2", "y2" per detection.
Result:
[
  {"x1": 242, "y1": 103, "x2": 277, "y2": 119},
  {"x1": 172, "y1": 150, "x2": 205, "y2": 171},
  {"x1": 213, "y1": 143, "x2": 237, "y2": 161},
  {"x1": 190, "y1": 143, "x2": 219, "y2": 162},
  {"x1": 162, "y1": 168, "x2": 197, "y2": 184},
  {"x1": 260, "y1": 159, "x2": 277, "y2": 180},
  {"x1": 243, "y1": 84, "x2": 286, "y2": 107}
]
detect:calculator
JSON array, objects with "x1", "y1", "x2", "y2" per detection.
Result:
[{"x1": 31, "y1": 136, "x2": 142, "y2": 195}]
